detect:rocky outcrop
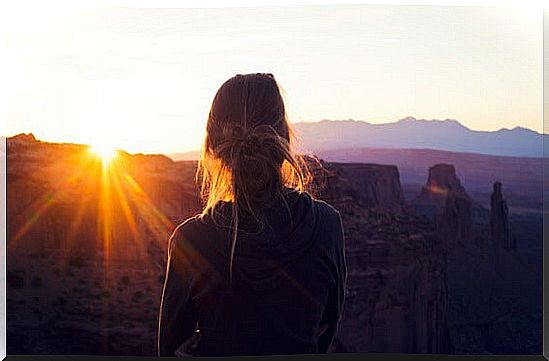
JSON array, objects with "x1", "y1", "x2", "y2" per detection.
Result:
[
  {"x1": 490, "y1": 182, "x2": 515, "y2": 251},
  {"x1": 316, "y1": 162, "x2": 450, "y2": 354},
  {"x1": 424, "y1": 164, "x2": 468, "y2": 196},
  {"x1": 411, "y1": 164, "x2": 473, "y2": 244},
  {"x1": 9, "y1": 132, "x2": 36, "y2": 144},
  {"x1": 436, "y1": 187, "x2": 473, "y2": 245},
  {"x1": 318, "y1": 162, "x2": 406, "y2": 213},
  {"x1": 410, "y1": 163, "x2": 476, "y2": 233},
  {"x1": 329, "y1": 212, "x2": 450, "y2": 353},
  {"x1": 413, "y1": 164, "x2": 470, "y2": 217}
]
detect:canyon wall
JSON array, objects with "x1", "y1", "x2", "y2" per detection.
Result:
[
  {"x1": 319, "y1": 162, "x2": 406, "y2": 213},
  {"x1": 320, "y1": 162, "x2": 450, "y2": 353}
]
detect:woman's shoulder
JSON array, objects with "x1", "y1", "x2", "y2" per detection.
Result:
[
  {"x1": 169, "y1": 213, "x2": 210, "y2": 247},
  {"x1": 308, "y1": 196, "x2": 344, "y2": 249},
  {"x1": 174, "y1": 213, "x2": 200, "y2": 230},
  {"x1": 310, "y1": 196, "x2": 341, "y2": 224},
  {"x1": 170, "y1": 209, "x2": 230, "y2": 245}
]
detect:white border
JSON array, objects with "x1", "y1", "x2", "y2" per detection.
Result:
[
  {"x1": 1, "y1": 99, "x2": 6, "y2": 359},
  {"x1": 0, "y1": 0, "x2": 545, "y2": 358},
  {"x1": 0, "y1": 0, "x2": 548, "y2": 9}
]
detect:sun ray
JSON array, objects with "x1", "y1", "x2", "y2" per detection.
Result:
[
  {"x1": 95, "y1": 151, "x2": 114, "y2": 282},
  {"x1": 121, "y1": 171, "x2": 175, "y2": 232},
  {"x1": 10, "y1": 190, "x2": 57, "y2": 246},
  {"x1": 111, "y1": 170, "x2": 139, "y2": 239},
  {"x1": 11, "y1": 141, "x2": 193, "y2": 281},
  {"x1": 113, "y1": 169, "x2": 171, "y2": 272},
  {"x1": 65, "y1": 195, "x2": 90, "y2": 248},
  {"x1": 9, "y1": 153, "x2": 96, "y2": 248},
  {"x1": 110, "y1": 166, "x2": 147, "y2": 262}
]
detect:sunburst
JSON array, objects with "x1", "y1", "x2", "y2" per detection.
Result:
[{"x1": 89, "y1": 143, "x2": 118, "y2": 166}]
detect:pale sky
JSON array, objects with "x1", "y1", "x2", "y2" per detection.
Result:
[{"x1": 1, "y1": 4, "x2": 543, "y2": 154}]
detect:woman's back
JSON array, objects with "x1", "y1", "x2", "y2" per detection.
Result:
[
  {"x1": 158, "y1": 188, "x2": 346, "y2": 356},
  {"x1": 157, "y1": 73, "x2": 346, "y2": 356}
]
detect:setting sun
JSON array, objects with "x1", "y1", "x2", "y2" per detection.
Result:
[{"x1": 89, "y1": 144, "x2": 118, "y2": 165}]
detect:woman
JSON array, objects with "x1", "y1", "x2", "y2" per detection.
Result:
[{"x1": 157, "y1": 73, "x2": 347, "y2": 356}]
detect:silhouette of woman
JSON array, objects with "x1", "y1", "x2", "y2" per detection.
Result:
[{"x1": 157, "y1": 73, "x2": 347, "y2": 356}]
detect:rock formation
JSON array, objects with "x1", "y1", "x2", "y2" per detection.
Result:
[
  {"x1": 316, "y1": 161, "x2": 406, "y2": 213},
  {"x1": 436, "y1": 186, "x2": 473, "y2": 245},
  {"x1": 317, "y1": 162, "x2": 450, "y2": 353},
  {"x1": 412, "y1": 164, "x2": 473, "y2": 244},
  {"x1": 490, "y1": 182, "x2": 514, "y2": 251},
  {"x1": 424, "y1": 164, "x2": 468, "y2": 196},
  {"x1": 9, "y1": 132, "x2": 36, "y2": 144},
  {"x1": 413, "y1": 164, "x2": 470, "y2": 217}
]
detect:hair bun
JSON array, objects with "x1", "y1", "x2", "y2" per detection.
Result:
[{"x1": 217, "y1": 124, "x2": 283, "y2": 161}]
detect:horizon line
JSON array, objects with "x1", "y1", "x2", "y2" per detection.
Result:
[
  {"x1": 3, "y1": 133, "x2": 546, "y2": 161},
  {"x1": 4, "y1": 115, "x2": 547, "y2": 139}
]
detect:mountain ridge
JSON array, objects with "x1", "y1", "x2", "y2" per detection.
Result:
[
  {"x1": 299, "y1": 116, "x2": 543, "y2": 135},
  {"x1": 291, "y1": 116, "x2": 545, "y2": 158}
]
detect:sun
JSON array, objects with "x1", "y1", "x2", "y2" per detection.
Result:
[{"x1": 89, "y1": 143, "x2": 118, "y2": 165}]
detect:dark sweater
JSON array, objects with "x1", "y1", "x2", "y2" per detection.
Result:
[{"x1": 157, "y1": 188, "x2": 347, "y2": 356}]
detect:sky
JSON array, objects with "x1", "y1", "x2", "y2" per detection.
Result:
[{"x1": 1, "y1": 4, "x2": 543, "y2": 154}]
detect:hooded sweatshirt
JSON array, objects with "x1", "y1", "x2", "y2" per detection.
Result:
[{"x1": 157, "y1": 188, "x2": 347, "y2": 356}]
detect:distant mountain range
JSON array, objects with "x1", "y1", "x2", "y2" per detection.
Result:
[
  {"x1": 291, "y1": 117, "x2": 545, "y2": 158},
  {"x1": 168, "y1": 117, "x2": 545, "y2": 160}
]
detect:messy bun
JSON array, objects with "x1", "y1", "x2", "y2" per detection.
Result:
[{"x1": 197, "y1": 73, "x2": 312, "y2": 282}]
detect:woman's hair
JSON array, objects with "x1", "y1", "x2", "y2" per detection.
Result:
[{"x1": 196, "y1": 73, "x2": 312, "y2": 282}]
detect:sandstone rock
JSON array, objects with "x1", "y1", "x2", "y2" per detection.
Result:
[
  {"x1": 317, "y1": 164, "x2": 450, "y2": 354},
  {"x1": 436, "y1": 186, "x2": 473, "y2": 246},
  {"x1": 490, "y1": 182, "x2": 514, "y2": 251},
  {"x1": 425, "y1": 164, "x2": 468, "y2": 196},
  {"x1": 319, "y1": 162, "x2": 406, "y2": 213},
  {"x1": 9, "y1": 133, "x2": 36, "y2": 144},
  {"x1": 413, "y1": 163, "x2": 470, "y2": 219}
]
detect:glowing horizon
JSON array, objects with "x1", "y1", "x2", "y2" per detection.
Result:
[
  {"x1": 2, "y1": 5, "x2": 542, "y2": 154},
  {"x1": 89, "y1": 144, "x2": 119, "y2": 165},
  {"x1": 9, "y1": 142, "x2": 176, "y2": 270}
]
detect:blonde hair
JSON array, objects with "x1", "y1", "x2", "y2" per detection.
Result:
[{"x1": 196, "y1": 73, "x2": 312, "y2": 282}]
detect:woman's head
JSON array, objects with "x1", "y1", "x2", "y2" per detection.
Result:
[
  {"x1": 198, "y1": 73, "x2": 309, "y2": 220},
  {"x1": 197, "y1": 73, "x2": 311, "y2": 281}
]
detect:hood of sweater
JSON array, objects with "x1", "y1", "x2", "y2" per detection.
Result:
[{"x1": 204, "y1": 187, "x2": 319, "y2": 291}]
